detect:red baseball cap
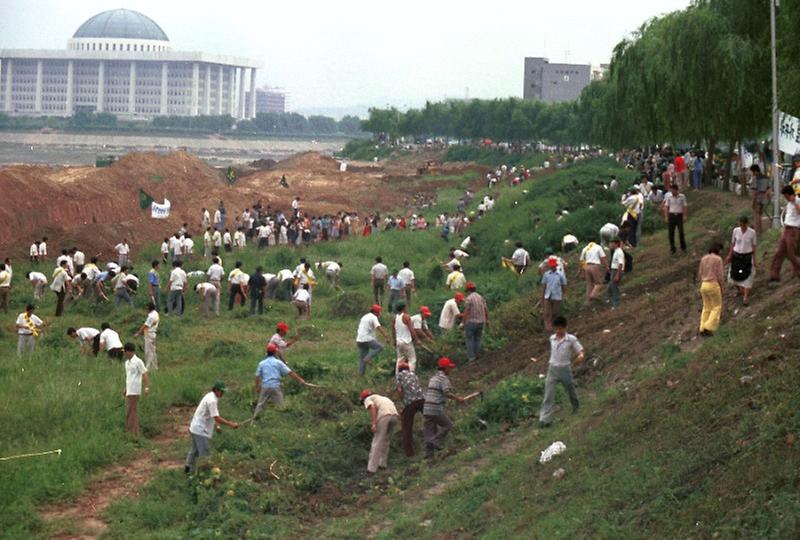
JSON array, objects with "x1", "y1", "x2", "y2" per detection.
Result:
[
  {"x1": 359, "y1": 389, "x2": 372, "y2": 401},
  {"x1": 397, "y1": 361, "x2": 410, "y2": 372},
  {"x1": 266, "y1": 342, "x2": 278, "y2": 353},
  {"x1": 547, "y1": 257, "x2": 558, "y2": 268},
  {"x1": 276, "y1": 322, "x2": 289, "y2": 333},
  {"x1": 371, "y1": 304, "x2": 382, "y2": 313},
  {"x1": 437, "y1": 357, "x2": 456, "y2": 370},
  {"x1": 465, "y1": 282, "x2": 476, "y2": 291},
  {"x1": 454, "y1": 292, "x2": 465, "y2": 302},
  {"x1": 420, "y1": 306, "x2": 432, "y2": 317}
]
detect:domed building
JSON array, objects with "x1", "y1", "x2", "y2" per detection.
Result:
[{"x1": 0, "y1": 9, "x2": 261, "y2": 119}]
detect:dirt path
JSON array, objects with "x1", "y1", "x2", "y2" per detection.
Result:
[{"x1": 41, "y1": 407, "x2": 192, "y2": 539}]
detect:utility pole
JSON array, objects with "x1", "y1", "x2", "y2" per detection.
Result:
[{"x1": 770, "y1": 0, "x2": 782, "y2": 228}]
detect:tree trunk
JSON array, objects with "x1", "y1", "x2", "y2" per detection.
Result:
[{"x1": 722, "y1": 140, "x2": 736, "y2": 193}]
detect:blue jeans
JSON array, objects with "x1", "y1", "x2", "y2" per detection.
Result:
[
  {"x1": 167, "y1": 290, "x2": 184, "y2": 315},
  {"x1": 115, "y1": 288, "x2": 133, "y2": 307},
  {"x1": 151, "y1": 288, "x2": 161, "y2": 312},
  {"x1": 464, "y1": 322, "x2": 484, "y2": 360},
  {"x1": 357, "y1": 340, "x2": 384, "y2": 375},
  {"x1": 608, "y1": 271, "x2": 621, "y2": 308},
  {"x1": 692, "y1": 169, "x2": 702, "y2": 189}
]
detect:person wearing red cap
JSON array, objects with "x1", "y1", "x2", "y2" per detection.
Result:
[
  {"x1": 395, "y1": 361, "x2": 425, "y2": 456},
  {"x1": 360, "y1": 389, "x2": 400, "y2": 474},
  {"x1": 268, "y1": 322, "x2": 298, "y2": 361},
  {"x1": 461, "y1": 282, "x2": 489, "y2": 362},
  {"x1": 540, "y1": 257, "x2": 567, "y2": 332},
  {"x1": 254, "y1": 342, "x2": 310, "y2": 416},
  {"x1": 423, "y1": 357, "x2": 466, "y2": 458},
  {"x1": 410, "y1": 306, "x2": 434, "y2": 343},
  {"x1": 438, "y1": 292, "x2": 464, "y2": 331},
  {"x1": 356, "y1": 305, "x2": 390, "y2": 376},
  {"x1": 392, "y1": 301, "x2": 419, "y2": 373}
]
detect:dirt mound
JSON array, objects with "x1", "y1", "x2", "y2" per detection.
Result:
[
  {"x1": 249, "y1": 158, "x2": 278, "y2": 170},
  {"x1": 276, "y1": 151, "x2": 341, "y2": 173}
]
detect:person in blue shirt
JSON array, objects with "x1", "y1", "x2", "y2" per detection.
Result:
[
  {"x1": 692, "y1": 151, "x2": 705, "y2": 189},
  {"x1": 147, "y1": 260, "x2": 161, "y2": 312},
  {"x1": 253, "y1": 342, "x2": 310, "y2": 417},
  {"x1": 540, "y1": 257, "x2": 567, "y2": 332}
]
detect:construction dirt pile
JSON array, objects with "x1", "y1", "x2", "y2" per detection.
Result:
[{"x1": 0, "y1": 150, "x2": 488, "y2": 256}]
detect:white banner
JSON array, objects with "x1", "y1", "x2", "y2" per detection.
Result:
[
  {"x1": 779, "y1": 111, "x2": 800, "y2": 156},
  {"x1": 151, "y1": 198, "x2": 171, "y2": 219}
]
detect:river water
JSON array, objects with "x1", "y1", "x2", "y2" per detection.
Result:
[{"x1": 0, "y1": 132, "x2": 349, "y2": 167}]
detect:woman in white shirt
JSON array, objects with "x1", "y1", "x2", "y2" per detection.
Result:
[{"x1": 725, "y1": 215, "x2": 757, "y2": 305}]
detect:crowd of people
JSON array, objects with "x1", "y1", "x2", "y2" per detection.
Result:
[{"x1": 6, "y1": 146, "x2": 800, "y2": 477}]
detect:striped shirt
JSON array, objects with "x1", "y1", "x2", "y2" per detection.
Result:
[
  {"x1": 423, "y1": 371, "x2": 453, "y2": 416},
  {"x1": 463, "y1": 292, "x2": 488, "y2": 324}
]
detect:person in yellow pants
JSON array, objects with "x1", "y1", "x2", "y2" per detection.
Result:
[{"x1": 697, "y1": 243, "x2": 725, "y2": 336}]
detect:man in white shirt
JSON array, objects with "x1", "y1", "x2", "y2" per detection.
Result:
[
  {"x1": 167, "y1": 261, "x2": 188, "y2": 316},
  {"x1": 67, "y1": 326, "x2": 100, "y2": 355},
  {"x1": 360, "y1": 390, "x2": 400, "y2": 474},
  {"x1": 16, "y1": 304, "x2": 44, "y2": 355},
  {"x1": 599, "y1": 223, "x2": 620, "y2": 246},
  {"x1": 356, "y1": 304, "x2": 389, "y2": 376},
  {"x1": 195, "y1": 282, "x2": 219, "y2": 318},
  {"x1": 112, "y1": 266, "x2": 134, "y2": 308},
  {"x1": 39, "y1": 237, "x2": 48, "y2": 260},
  {"x1": 317, "y1": 260, "x2": 342, "y2": 290},
  {"x1": 72, "y1": 248, "x2": 86, "y2": 274},
  {"x1": 50, "y1": 260, "x2": 71, "y2": 317},
  {"x1": 115, "y1": 239, "x2": 131, "y2": 267},
  {"x1": 212, "y1": 229, "x2": 222, "y2": 251},
  {"x1": 134, "y1": 302, "x2": 160, "y2": 370},
  {"x1": 511, "y1": 242, "x2": 531, "y2": 274},
  {"x1": 0, "y1": 263, "x2": 11, "y2": 313},
  {"x1": 579, "y1": 241, "x2": 607, "y2": 303},
  {"x1": 185, "y1": 381, "x2": 238, "y2": 474},
  {"x1": 370, "y1": 257, "x2": 389, "y2": 306},
  {"x1": 27, "y1": 270, "x2": 48, "y2": 301},
  {"x1": 562, "y1": 234, "x2": 579, "y2": 253},
  {"x1": 30, "y1": 241, "x2": 40, "y2": 264},
  {"x1": 608, "y1": 238, "x2": 625, "y2": 309},
  {"x1": 206, "y1": 257, "x2": 225, "y2": 315},
  {"x1": 202, "y1": 207, "x2": 211, "y2": 230},
  {"x1": 223, "y1": 229, "x2": 233, "y2": 252},
  {"x1": 410, "y1": 306, "x2": 434, "y2": 342},
  {"x1": 438, "y1": 292, "x2": 464, "y2": 331},
  {"x1": 397, "y1": 262, "x2": 416, "y2": 305},
  {"x1": 183, "y1": 234, "x2": 194, "y2": 260},
  {"x1": 203, "y1": 228, "x2": 213, "y2": 258},
  {"x1": 276, "y1": 268, "x2": 294, "y2": 300},
  {"x1": 227, "y1": 262, "x2": 248, "y2": 310},
  {"x1": 123, "y1": 342, "x2": 149, "y2": 436},
  {"x1": 769, "y1": 185, "x2": 800, "y2": 282},
  {"x1": 662, "y1": 184, "x2": 688, "y2": 254},
  {"x1": 99, "y1": 322, "x2": 124, "y2": 359},
  {"x1": 292, "y1": 284, "x2": 312, "y2": 319}
]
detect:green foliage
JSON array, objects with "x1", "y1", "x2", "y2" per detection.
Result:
[
  {"x1": 337, "y1": 139, "x2": 393, "y2": 161},
  {"x1": 444, "y1": 146, "x2": 547, "y2": 169},
  {"x1": 330, "y1": 291, "x2": 369, "y2": 317},
  {"x1": 474, "y1": 375, "x2": 545, "y2": 424}
]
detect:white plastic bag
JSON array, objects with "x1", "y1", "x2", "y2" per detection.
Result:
[{"x1": 539, "y1": 441, "x2": 566, "y2": 464}]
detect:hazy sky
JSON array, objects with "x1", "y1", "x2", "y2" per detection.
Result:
[{"x1": 0, "y1": 0, "x2": 690, "y2": 114}]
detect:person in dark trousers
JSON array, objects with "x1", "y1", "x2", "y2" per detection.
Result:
[
  {"x1": 395, "y1": 361, "x2": 425, "y2": 456},
  {"x1": 228, "y1": 261, "x2": 247, "y2": 310},
  {"x1": 662, "y1": 183, "x2": 688, "y2": 254},
  {"x1": 51, "y1": 259, "x2": 71, "y2": 317},
  {"x1": 249, "y1": 266, "x2": 267, "y2": 315},
  {"x1": 423, "y1": 357, "x2": 466, "y2": 458}
]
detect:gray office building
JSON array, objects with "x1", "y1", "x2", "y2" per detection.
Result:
[{"x1": 523, "y1": 57, "x2": 592, "y2": 103}]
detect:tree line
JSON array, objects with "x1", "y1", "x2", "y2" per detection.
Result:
[
  {"x1": 0, "y1": 112, "x2": 365, "y2": 137},
  {"x1": 362, "y1": 0, "x2": 799, "y2": 151}
]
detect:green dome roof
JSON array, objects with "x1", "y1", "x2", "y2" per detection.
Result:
[{"x1": 73, "y1": 9, "x2": 169, "y2": 41}]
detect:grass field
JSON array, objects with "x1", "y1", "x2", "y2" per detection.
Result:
[{"x1": 4, "y1": 156, "x2": 797, "y2": 539}]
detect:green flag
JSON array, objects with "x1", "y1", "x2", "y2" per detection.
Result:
[{"x1": 139, "y1": 188, "x2": 155, "y2": 210}]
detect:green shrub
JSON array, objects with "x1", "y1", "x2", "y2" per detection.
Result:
[
  {"x1": 330, "y1": 292, "x2": 369, "y2": 317},
  {"x1": 474, "y1": 375, "x2": 545, "y2": 424}
]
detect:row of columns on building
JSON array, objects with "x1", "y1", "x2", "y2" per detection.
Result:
[{"x1": 0, "y1": 58, "x2": 257, "y2": 119}]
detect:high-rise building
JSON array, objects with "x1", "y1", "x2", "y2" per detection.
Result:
[
  {"x1": 523, "y1": 57, "x2": 591, "y2": 103},
  {"x1": 245, "y1": 87, "x2": 287, "y2": 117},
  {"x1": 0, "y1": 9, "x2": 261, "y2": 119}
]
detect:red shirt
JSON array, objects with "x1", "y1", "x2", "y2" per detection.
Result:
[{"x1": 674, "y1": 156, "x2": 686, "y2": 173}]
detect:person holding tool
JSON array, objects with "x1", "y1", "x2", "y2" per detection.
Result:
[
  {"x1": 184, "y1": 381, "x2": 239, "y2": 474},
  {"x1": 253, "y1": 342, "x2": 312, "y2": 417}
]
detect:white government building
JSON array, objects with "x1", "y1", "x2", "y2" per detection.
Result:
[{"x1": 0, "y1": 9, "x2": 262, "y2": 119}]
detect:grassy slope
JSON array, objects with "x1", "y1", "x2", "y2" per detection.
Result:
[
  {"x1": 317, "y1": 190, "x2": 800, "y2": 539},
  {"x1": 3, "y1": 158, "x2": 797, "y2": 539}
]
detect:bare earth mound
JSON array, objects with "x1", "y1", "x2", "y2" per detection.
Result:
[{"x1": 0, "y1": 150, "x2": 484, "y2": 256}]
